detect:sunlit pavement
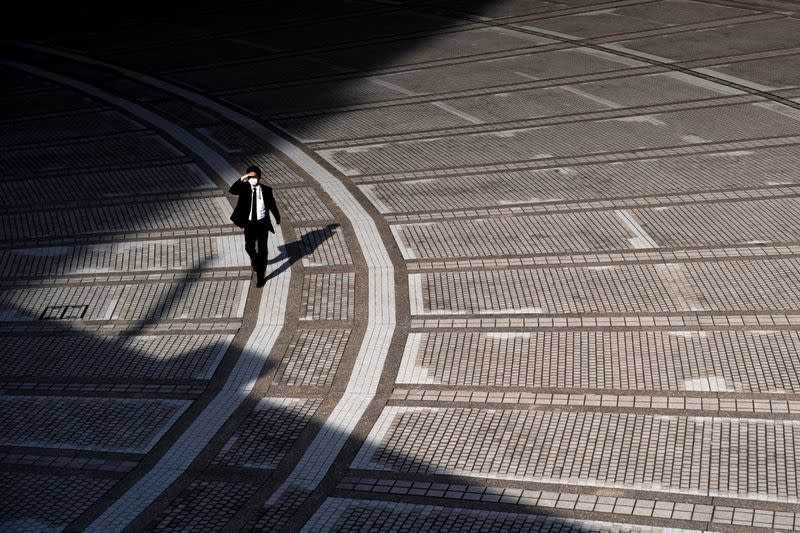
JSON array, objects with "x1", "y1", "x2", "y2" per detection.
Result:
[{"x1": 2, "y1": 0, "x2": 800, "y2": 530}]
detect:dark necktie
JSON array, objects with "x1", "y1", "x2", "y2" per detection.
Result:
[{"x1": 250, "y1": 187, "x2": 257, "y2": 221}]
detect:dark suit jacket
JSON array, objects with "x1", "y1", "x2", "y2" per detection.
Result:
[{"x1": 229, "y1": 179, "x2": 281, "y2": 231}]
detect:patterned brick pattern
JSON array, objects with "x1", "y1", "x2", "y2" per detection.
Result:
[
  {"x1": 0, "y1": 334, "x2": 231, "y2": 380},
  {"x1": 1, "y1": 197, "x2": 231, "y2": 240},
  {"x1": 279, "y1": 187, "x2": 334, "y2": 221},
  {"x1": 397, "y1": 330, "x2": 800, "y2": 392},
  {"x1": 0, "y1": 133, "x2": 184, "y2": 176},
  {"x1": 1, "y1": 236, "x2": 247, "y2": 279},
  {"x1": 297, "y1": 225, "x2": 353, "y2": 266},
  {"x1": 1, "y1": 109, "x2": 145, "y2": 147},
  {"x1": 0, "y1": 163, "x2": 216, "y2": 208},
  {"x1": 301, "y1": 273, "x2": 355, "y2": 320},
  {"x1": 355, "y1": 407, "x2": 800, "y2": 501},
  {"x1": 0, "y1": 279, "x2": 247, "y2": 322},
  {"x1": 275, "y1": 329, "x2": 351, "y2": 387},
  {"x1": 339, "y1": 477, "x2": 800, "y2": 529},
  {"x1": 213, "y1": 398, "x2": 322, "y2": 469},
  {"x1": 360, "y1": 145, "x2": 800, "y2": 214},
  {"x1": 0, "y1": 396, "x2": 189, "y2": 453},
  {"x1": 303, "y1": 498, "x2": 699, "y2": 533},
  {"x1": 0, "y1": 472, "x2": 116, "y2": 533},
  {"x1": 144, "y1": 480, "x2": 259, "y2": 532},
  {"x1": 413, "y1": 259, "x2": 800, "y2": 315}
]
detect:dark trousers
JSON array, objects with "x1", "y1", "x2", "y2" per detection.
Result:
[{"x1": 243, "y1": 219, "x2": 270, "y2": 272}]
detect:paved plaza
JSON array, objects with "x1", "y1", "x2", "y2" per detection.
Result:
[{"x1": 2, "y1": 0, "x2": 800, "y2": 530}]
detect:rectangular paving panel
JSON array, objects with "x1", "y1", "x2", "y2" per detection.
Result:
[
  {"x1": 319, "y1": 103, "x2": 800, "y2": 176},
  {"x1": 633, "y1": 197, "x2": 800, "y2": 248},
  {"x1": 213, "y1": 398, "x2": 322, "y2": 468},
  {"x1": 0, "y1": 472, "x2": 116, "y2": 533},
  {"x1": 226, "y1": 78, "x2": 406, "y2": 116},
  {"x1": 392, "y1": 211, "x2": 633, "y2": 259},
  {"x1": 618, "y1": 18, "x2": 800, "y2": 61},
  {"x1": 317, "y1": 27, "x2": 555, "y2": 70},
  {"x1": 0, "y1": 109, "x2": 145, "y2": 147},
  {"x1": 1, "y1": 236, "x2": 248, "y2": 278},
  {"x1": 526, "y1": 0, "x2": 754, "y2": 38},
  {"x1": 280, "y1": 187, "x2": 334, "y2": 222},
  {"x1": 168, "y1": 57, "x2": 345, "y2": 94},
  {"x1": 378, "y1": 47, "x2": 641, "y2": 94},
  {"x1": 360, "y1": 145, "x2": 800, "y2": 212},
  {"x1": 397, "y1": 330, "x2": 800, "y2": 393},
  {"x1": 0, "y1": 396, "x2": 189, "y2": 453},
  {"x1": 706, "y1": 53, "x2": 800, "y2": 90},
  {"x1": 276, "y1": 102, "x2": 478, "y2": 142},
  {"x1": 0, "y1": 333, "x2": 232, "y2": 380},
  {"x1": 0, "y1": 133, "x2": 184, "y2": 176},
  {"x1": 304, "y1": 498, "x2": 696, "y2": 533},
  {"x1": 411, "y1": 258, "x2": 800, "y2": 315},
  {"x1": 0, "y1": 197, "x2": 232, "y2": 241},
  {"x1": 301, "y1": 273, "x2": 355, "y2": 320},
  {"x1": 296, "y1": 225, "x2": 353, "y2": 266},
  {"x1": 0, "y1": 279, "x2": 247, "y2": 321},
  {"x1": 274, "y1": 329, "x2": 351, "y2": 387},
  {"x1": 143, "y1": 479, "x2": 259, "y2": 532},
  {"x1": 354, "y1": 407, "x2": 800, "y2": 502},
  {"x1": 0, "y1": 89, "x2": 100, "y2": 121}
]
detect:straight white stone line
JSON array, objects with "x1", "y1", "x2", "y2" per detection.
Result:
[
  {"x1": 559, "y1": 84, "x2": 623, "y2": 109},
  {"x1": 302, "y1": 498, "x2": 712, "y2": 533},
  {"x1": 408, "y1": 273, "x2": 425, "y2": 316},
  {"x1": 369, "y1": 77, "x2": 418, "y2": 96},
  {"x1": 614, "y1": 209, "x2": 658, "y2": 249},
  {"x1": 397, "y1": 333, "x2": 435, "y2": 384},
  {"x1": 430, "y1": 101, "x2": 485, "y2": 124},
  {"x1": 0, "y1": 61, "x2": 291, "y2": 532}
]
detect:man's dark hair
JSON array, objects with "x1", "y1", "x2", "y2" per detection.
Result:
[{"x1": 246, "y1": 165, "x2": 262, "y2": 177}]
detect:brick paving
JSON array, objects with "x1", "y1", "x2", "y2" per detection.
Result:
[{"x1": 3, "y1": 0, "x2": 800, "y2": 531}]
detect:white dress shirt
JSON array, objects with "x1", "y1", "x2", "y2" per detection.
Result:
[{"x1": 250, "y1": 186, "x2": 267, "y2": 221}]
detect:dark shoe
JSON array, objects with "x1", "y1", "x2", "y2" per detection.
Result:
[{"x1": 256, "y1": 276, "x2": 266, "y2": 288}]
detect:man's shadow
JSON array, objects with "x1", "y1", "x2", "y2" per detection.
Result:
[{"x1": 264, "y1": 223, "x2": 340, "y2": 282}]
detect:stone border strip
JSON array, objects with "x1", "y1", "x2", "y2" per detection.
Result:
[
  {"x1": 351, "y1": 135, "x2": 800, "y2": 183},
  {"x1": 10, "y1": 41, "x2": 398, "y2": 526},
  {"x1": 0, "y1": 60, "x2": 293, "y2": 532},
  {"x1": 406, "y1": 244, "x2": 800, "y2": 271},
  {"x1": 388, "y1": 389, "x2": 800, "y2": 415},
  {"x1": 303, "y1": 497, "x2": 715, "y2": 533},
  {"x1": 410, "y1": 314, "x2": 800, "y2": 329},
  {"x1": 335, "y1": 478, "x2": 798, "y2": 530},
  {"x1": 383, "y1": 186, "x2": 800, "y2": 222}
]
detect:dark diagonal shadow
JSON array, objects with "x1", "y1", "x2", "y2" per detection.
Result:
[
  {"x1": 264, "y1": 223, "x2": 340, "y2": 282},
  {"x1": 0, "y1": 1, "x2": 717, "y2": 532}
]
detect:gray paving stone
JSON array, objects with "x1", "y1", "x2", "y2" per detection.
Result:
[
  {"x1": 213, "y1": 398, "x2": 322, "y2": 468},
  {"x1": 398, "y1": 330, "x2": 800, "y2": 393},
  {"x1": 354, "y1": 407, "x2": 800, "y2": 502},
  {"x1": 0, "y1": 396, "x2": 189, "y2": 453},
  {"x1": 302, "y1": 497, "x2": 704, "y2": 532},
  {"x1": 0, "y1": 472, "x2": 116, "y2": 533},
  {"x1": 0, "y1": 333, "x2": 231, "y2": 379},
  {"x1": 274, "y1": 329, "x2": 351, "y2": 387}
]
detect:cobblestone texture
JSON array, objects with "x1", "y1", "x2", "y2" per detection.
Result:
[
  {"x1": 144, "y1": 479, "x2": 259, "y2": 532},
  {"x1": 301, "y1": 272, "x2": 355, "y2": 320},
  {"x1": 274, "y1": 329, "x2": 351, "y2": 387},
  {"x1": 0, "y1": 472, "x2": 116, "y2": 533},
  {"x1": 304, "y1": 498, "x2": 703, "y2": 533},
  {"x1": 0, "y1": 333, "x2": 231, "y2": 379},
  {"x1": 0, "y1": 396, "x2": 189, "y2": 453},
  {"x1": 355, "y1": 407, "x2": 800, "y2": 502},
  {"x1": 397, "y1": 330, "x2": 800, "y2": 392},
  {"x1": 214, "y1": 398, "x2": 322, "y2": 469}
]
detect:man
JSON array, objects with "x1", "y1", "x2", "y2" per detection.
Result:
[{"x1": 229, "y1": 165, "x2": 281, "y2": 288}]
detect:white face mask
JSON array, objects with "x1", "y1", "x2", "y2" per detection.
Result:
[{"x1": 248, "y1": 178, "x2": 259, "y2": 186}]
